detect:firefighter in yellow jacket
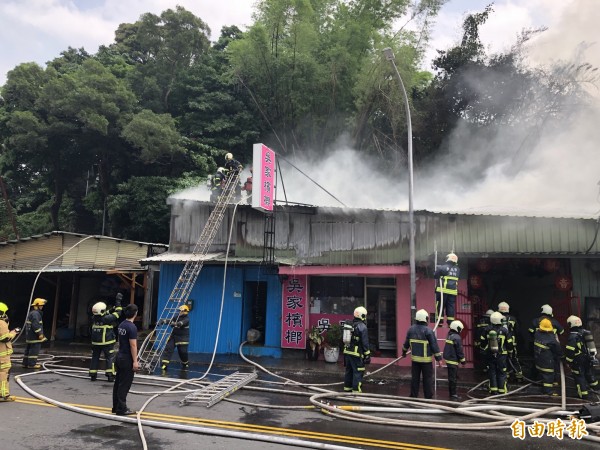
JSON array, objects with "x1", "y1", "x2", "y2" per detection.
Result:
[{"x1": 0, "y1": 302, "x2": 19, "y2": 401}]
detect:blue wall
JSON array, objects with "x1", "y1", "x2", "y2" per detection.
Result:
[{"x1": 157, "y1": 264, "x2": 283, "y2": 357}]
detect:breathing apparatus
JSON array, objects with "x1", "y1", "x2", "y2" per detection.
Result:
[
  {"x1": 487, "y1": 329, "x2": 499, "y2": 354},
  {"x1": 582, "y1": 330, "x2": 598, "y2": 365},
  {"x1": 342, "y1": 322, "x2": 354, "y2": 346}
]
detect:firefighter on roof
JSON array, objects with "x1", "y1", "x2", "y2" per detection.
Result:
[
  {"x1": 343, "y1": 306, "x2": 370, "y2": 393},
  {"x1": 434, "y1": 253, "x2": 460, "y2": 326}
]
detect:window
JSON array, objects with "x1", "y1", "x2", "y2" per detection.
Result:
[{"x1": 309, "y1": 276, "x2": 364, "y2": 314}]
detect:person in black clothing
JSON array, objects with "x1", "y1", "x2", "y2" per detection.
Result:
[
  {"x1": 161, "y1": 304, "x2": 191, "y2": 371},
  {"x1": 402, "y1": 309, "x2": 443, "y2": 399},
  {"x1": 89, "y1": 294, "x2": 123, "y2": 382},
  {"x1": 444, "y1": 320, "x2": 466, "y2": 400},
  {"x1": 209, "y1": 167, "x2": 227, "y2": 202},
  {"x1": 22, "y1": 298, "x2": 48, "y2": 369},
  {"x1": 343, "y1": 306, "x2": 371, "y2": 393},
  {"x1": 475, "y1": 309, "x2": 494, "y2": 374},
  {"x1": 224, "y1": 152, "x2": 243, "y2": 173},
  {"x1": 528, "y1": 304, "x2": 564, "y2": 383},
  {"x1": 565, "y1": 315, "x2": 598, "y2": 399},
  {"x1": 480, "y1": 311, "x2": 513, "y2": 395},
  {"x1": 498, "y1": 301, "x2": 524, "y2": 382},
  {"x1": 112, "y1": 304, "x2": 138, "y2": 416},
  {"x1": 434, "y1": 253, "x2": 460, "y2": 326},
  {"x1": 534, "y1": 318, "x2": 562, "y2": 396}
]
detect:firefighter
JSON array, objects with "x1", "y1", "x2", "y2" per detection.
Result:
[
  {"x1": 0, "y1": 302, "x2": 19, "y2": 401},
  {"x1": 402, "y1": 309, "x2": 443, "y2": 399},
  {"x1": 22, "y1": 298, "x2": 48, "y2": 369},
  {"x1": 498, "y1": 301, "x2": 524, "y2": 382},
  {"x1": 161, "y1": 305, "x2": 191, "y2": 371},
  {"x1": 209, "y1": 167, "x2": 227, "y2": 202},
  {"x1": 89, "y1": 294, "x2": 123, "y2": 382},
  {"x1": 475, "y1": 309, "x2": 494, "y2": 373},
  {"x1": 343, "y1": 306, "x2": 371, "y2": 393},
  {"x1": 534, "y1": 318, "x2": 562, "y2": 396},
  {"x1": 565, "y1": 315, "x2": 598, "y2": 399},
  {"x1": 480, "y1": 311, "x2": 513, "y2": 395},
  {"x1": 224, "y1": 152, "x2": 243, "y2": 173},
  {"x1": 444, "y1": 320, "x2": 466, "y2": 400},
  {"x1": 434, "y1": 253, "x2": 460, "y2": 326},
  {"x1": 528, "y1": 304, "x2": 564, "y2": 384}
]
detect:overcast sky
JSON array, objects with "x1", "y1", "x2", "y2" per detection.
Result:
[{"x1": 0, "y1": 0, "x2": 571, "y2": 85}]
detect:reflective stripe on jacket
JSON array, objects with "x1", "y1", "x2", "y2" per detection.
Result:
[
  {"x1": 528, "y1": 315, "x2": 564, "y2": 335},
  {"x1": 91, "y1": 308, "x2": 122, "y2": 345},
  {"x1": 434, "y1": 262, "x2": 460, "y2": 295},
  {"x1": 479, "y1": 324, "x2": 514, "y2": 355},
  {"x1": 443, "y1": 330, "x2": 465, "y2": 365},
  {"x1": 403, "y1": 323, "x2": 442, "y2": 363},
  {"x1": 343, "y1": 318, "x2": 370, "y2": 358},
  {"x1": 25, "y1": 309, "x2": 45, "y2": 343}
]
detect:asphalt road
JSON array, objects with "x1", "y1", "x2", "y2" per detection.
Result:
[{"x1": 2, "y1": 361, "x2": 598, "y2": 450}]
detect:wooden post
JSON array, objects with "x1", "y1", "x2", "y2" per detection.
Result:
[{"x1": 50, "y1": 275, "x2": 61, "y2": 341}]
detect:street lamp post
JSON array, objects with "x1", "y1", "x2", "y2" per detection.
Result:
[{"x1": 382, "y1": 47, "x2": 417, "y2": 323}]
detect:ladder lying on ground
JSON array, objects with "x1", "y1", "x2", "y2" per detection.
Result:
[
  {"x1": 138, "y1": 169, "x2": 242, "y2": 374},
  {"x1": 181, "y1": 371, "x2": 257, "y2": 407}
]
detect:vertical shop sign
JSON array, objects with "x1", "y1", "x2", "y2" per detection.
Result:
[
  {"x1": 281, "y1": 275, "x2": 307, "y2": 349},
  {"x1": 252, "y1": 143, "x2": 276, "y2": 211}
]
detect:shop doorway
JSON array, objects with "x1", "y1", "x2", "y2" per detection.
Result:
[
  {"x1": 243, "y1": 281, "x2": 267, "y2": 344},
  {"x1": 366, "y1": 278, "x2": 397, "y2": 356}
]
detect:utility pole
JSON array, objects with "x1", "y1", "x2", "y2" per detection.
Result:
[{"x1": 383, "y1": 48, "x2": 417, "y2": 323}]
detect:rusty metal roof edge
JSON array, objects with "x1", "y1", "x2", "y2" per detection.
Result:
[{"x1": 0, "y1": 231, "x2": 169, "y2": 248}]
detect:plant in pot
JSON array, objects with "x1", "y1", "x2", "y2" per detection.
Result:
[
  {"x1": 306, "y1": 326, "x2": 323, "y2": 360},
  {"x1": 323, "y1": 323, "x2": 342, "y2": 363}
]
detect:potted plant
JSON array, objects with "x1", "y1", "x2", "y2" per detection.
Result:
[
  {"x1": 323, "y1": 323, "x2": 342, "y2": 363},
  {"x1": 306, "y1": 326, "x2": 323, "y2": 360}
]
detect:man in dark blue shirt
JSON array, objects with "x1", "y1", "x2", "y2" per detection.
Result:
[{"x1": 112, "y1": 304, "x2": 139, "y2": 416}]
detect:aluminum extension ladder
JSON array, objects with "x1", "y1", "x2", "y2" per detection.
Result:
[
  {"x1": 181, "y1": 371, "x2": 258, "y2": 407},
  {"x1": 138, "y1": 169, "x2": 242, "y2": 374}
]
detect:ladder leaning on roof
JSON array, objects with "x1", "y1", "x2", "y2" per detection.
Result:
[{"x1": 138, "y1": 169, "x2": 242, "y2": 374}]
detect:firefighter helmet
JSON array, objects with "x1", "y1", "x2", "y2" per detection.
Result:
[
  {"x1": 92, "y1": 302, "x2": 107, "y2": 315},
  {"x1": 541, "y1": 304, "x2": 553, "y2": 315},
  {"x1": 450, "y1": 320, "x2": 464, "y2": 333},
  {"x1": 490, "y1": 312, "x2": 504, "y2": 325},
  {"x1": 539, "y1": 318, "x2": 553, "y2": 332},
  {"x1": 446, "y1": 253, "x2": 458, "y2": 263},
  {"x1": 567, "y1": 315, "x2": 582, "y2": 328},
  {"x1": 32, "y1": 298, "x2": 47, "y2": 307},
  {"x1": 0, "y1": 302, "x2": 8, "y2": 318},
  {"x1": 179, "y1": 305, "x2": 190, "y2": 313},
  {"x1": 354, "y1": 306, "x2": 367, "y2": 320},
  {"x1": 415, "y1": 309, "x2": 429, "y2": 323},
  {"x1": 217, "y1": 167, "x2": 225, "y2": 174},
  {"x1": 225, "y1": 152, "x2": 233, "y2": 161},
  {"x1": 498, "y1": 302, "x2": 510, "y2": 313},
  {"x1": 485, "y1": 309, "x2": 495, "y2": 317}
]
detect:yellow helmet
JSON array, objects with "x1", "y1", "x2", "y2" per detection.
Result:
[
  {"x1": 33, "y1": 298, "x2": 47, "y2": 307},
  {"x1": 539, "y1": 318, "x2": 553, "y2": 332},
  {"x1": 225, "y1": 152, "x2": 233, "y2": 161},
  {"x1": 354, "y1": 306, "x2": 367, "y2": 320},
  {"x1": 0, "y1": 302, "x2": 8, "y2": 317},
  {"x1": 179, "y1": 305, "x2": 190, "y2": 313}
]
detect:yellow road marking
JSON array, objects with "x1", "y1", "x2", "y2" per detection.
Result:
[{"x1": 13, "y1": 396, "x2": 447, "y2": 450}]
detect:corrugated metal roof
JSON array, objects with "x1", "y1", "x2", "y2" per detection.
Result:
[{"x1": 164, "y1": 200, "x2": 600, "y2": 265}]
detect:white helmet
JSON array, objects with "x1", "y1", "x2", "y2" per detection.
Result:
[
  {"x1": 225, "y1": 152, "x2": 233, "y2": 161},
  {"x1": 567, "y1": 315, "x2": 582, "y2": 328},
  {"x1": 446, "y1": 253, "x2": 458, "y2": 263},
  {"x1": 450, "y1": 320, "x2": 464, "y2": 333},
  {"x1": 485, "y1": 309, "x2": 495, "y2": 317},
  {"x1": 217, "y1": 167, "x2": 225, "y2": 174},
  {"x1": 354, "y1": 306, "x2": 367, "y2": 320},
  {"x1": 490, "y1": 311, "x2": 504, "y2": 325},
  {"x1": 92, "y1": 302, "x2": 107, "y2": 315},
  {"x1": 541, "y1": 304, "x2": 553, "y2": 315},
  {"x1": 498, "y1": 302, "x2": 510, "y2": 313},
  {"x1": 415, "y1": 309, "x2": 429, "y2": 323}
]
